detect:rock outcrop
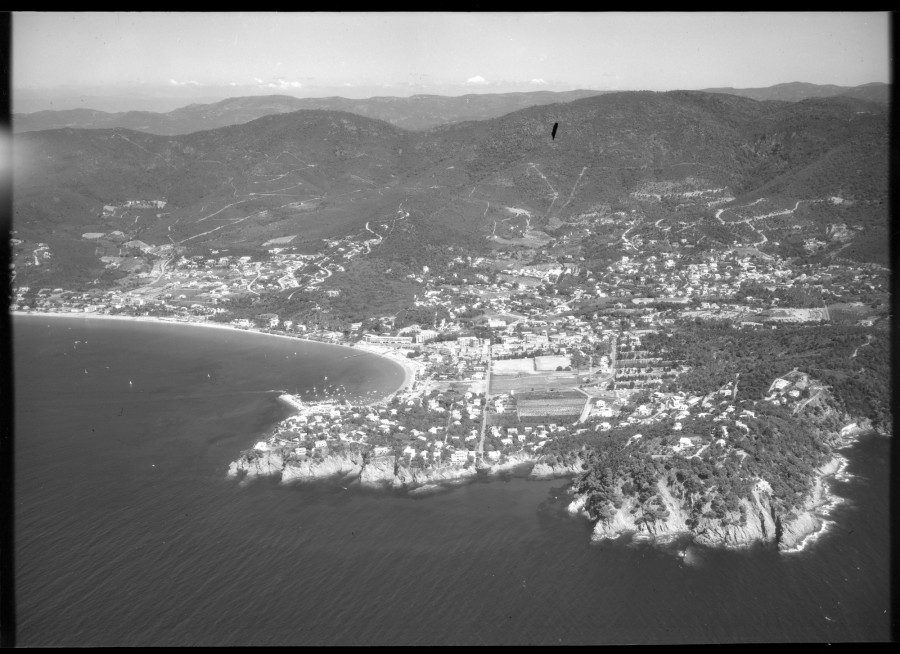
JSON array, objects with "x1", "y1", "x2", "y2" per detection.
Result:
[
  {"x1": 279, "y1": 453, "x2": 365, "y2": 483},
  {"x1": 227, "y1": 448, "x2": 286, "y2": 480},
  {"x1": 578, "y1": 454, "x2": 848, "y2": 551},
  {"x1": 228, "y1": 448, "x2": 558, "y2": 490},
  {"x1": 529, "y1": 456, "x2": 584, "y2": 479}
]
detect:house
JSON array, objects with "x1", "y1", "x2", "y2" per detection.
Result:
[{"x1": 450, "y1": 450, "x2": 469, "y2": 463}]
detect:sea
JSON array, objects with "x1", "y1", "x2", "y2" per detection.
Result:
[{"x1": 11, "y1": 314, "x2": 892, "y2": 645}]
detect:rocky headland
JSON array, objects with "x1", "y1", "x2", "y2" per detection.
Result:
[
  {"x1": 568, "y1": 415, "x2": 885, "y2": 552},
  {"x1": 228, "y1": 365, "x2": 889, "y2": 554}
]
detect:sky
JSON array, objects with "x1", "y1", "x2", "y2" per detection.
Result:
[{"x1": 12, "y1": 12, "x2": 892, "y2": 113}]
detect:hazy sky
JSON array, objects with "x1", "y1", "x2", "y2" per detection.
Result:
[{"x1": 12, "y1": 12, "x2": 891, "y2": 111}]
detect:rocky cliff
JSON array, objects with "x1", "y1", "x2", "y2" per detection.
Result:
[
  {"x1": 228, "y1": 406, "x2": 885, "y2": 552},
  {"x1": 529, "y1": 456, "x2": 585, "y2": 479},
  {"x1": 227, "y1": 448, "x2": 572, "y2": 490},
  {"x1": 571, "y1": 452, "x2": 848, "y2": 551}
]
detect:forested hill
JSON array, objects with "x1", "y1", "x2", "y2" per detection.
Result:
[
  {"x1": 12, "y1": 90, "x2": 889, "y2": 289},
  {"x1": 15, "y1": 83, "x2": 888, "y2": 137},
  {"x1": 700, "y1": 81, "x2": 890, "y2": 104}
]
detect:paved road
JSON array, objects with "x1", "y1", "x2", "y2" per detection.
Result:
[{"x1": 476, "y1": 343, "x2": 492, "y2": 464}]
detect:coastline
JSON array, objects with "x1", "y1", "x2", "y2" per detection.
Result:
[
  {"x1": 577, "y1": 422, "x2": 878, "y2": 553},
  {"x1": 781, "y1": 423, "x2": 888, "y2": 553},
  {"x1": 228, "y1": 447, "x2": 579, "y2": 491},
  {"x1": 11, "y1": 309, "x2": 413, "y2": 403},
  {"x1": 776, "y1": 454, "x2": 848, "y2": 554},
  {"x1": 21, "y1": 311, "x2": 884, "y2": 554}
]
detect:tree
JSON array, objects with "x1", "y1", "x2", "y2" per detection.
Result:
[{"x1": 570, "y1": 349, "x2": 589, "y2": 369}]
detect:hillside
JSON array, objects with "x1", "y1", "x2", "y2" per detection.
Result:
[
  {"x1": 12, "y1": 89, "x2": 611, "y2": 135},
  {"x1": 701, "y1": 81, "x2": 890, "y2": 104},
  {"x1": 12, "y1": 90, "x2": 889, "y2": 292},
  {"x1": 16, "y1": 83, "x2": 886, "y2": 137}
]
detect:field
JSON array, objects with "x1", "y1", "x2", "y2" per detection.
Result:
[
  {"x1": 490, "y1": 371, "x2": 579, "y2": 395},
  {"x1": 826, "y1": 302, "x2": 878, "y2": 324},
  {"x1": 515, "y1": 388, "x2": 588, "y2": 419},
  {"x1": 765, "y1": 307, "x2": 829, "y2": 322}
]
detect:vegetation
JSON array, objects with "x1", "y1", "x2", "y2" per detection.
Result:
[{"x1": 640, "y1": 322, "x2": 891, "y2": 429}]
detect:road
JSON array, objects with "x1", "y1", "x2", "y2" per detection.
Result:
[
  {"x1": 620, "y1": 219, "x2": 640, "y2": 250},
  {"x1": 476, "y1": 343, "x2": 492, "y2": 465},
  {"x1": 850, "y1": 334, "x2": 873, "y2": 359},
  {"x1": 527, "y1": 163, "x2": 559, "y2": 218},
  {"x1": 246, "y1": 270, "x2": 261, "y2": 296},
  {"x1": 559, "y1": 166, "x2": 588, "y2": 215}
]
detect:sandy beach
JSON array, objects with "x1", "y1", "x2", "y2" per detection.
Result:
[
  {"x1": 350, "y1": 340, "x2": 424, "y2": 393},
  {"x1": 11, "y1": 310, "x2": 414, "y2": 399}
]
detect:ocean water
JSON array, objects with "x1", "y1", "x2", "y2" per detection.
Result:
[{"x1": 12, "y1": 315, "x2": 892, "y2": 645}]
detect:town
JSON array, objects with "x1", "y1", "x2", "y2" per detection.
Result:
[{"x1": 11, "y1": 190, "x2": 889, "y2": 477}]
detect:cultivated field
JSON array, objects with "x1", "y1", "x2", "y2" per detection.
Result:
[{"x1": 490, "y1": 371, "x2": 579, "y2": 395}]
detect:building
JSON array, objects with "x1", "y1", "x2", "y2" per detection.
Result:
[
  {"x1": 363, "y1": 334, "x2": 414, "y2": 346},
  {"x1": 450, "y1": 450, "x2": 469, "y2": 463}
]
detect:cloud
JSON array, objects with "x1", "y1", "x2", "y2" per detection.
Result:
[
  {"x1": 529, "y1": 78, "x2": 547, "y2": 85},
  {"x1": 258, "y1": 77, "x2": 303, "y2": 90},
  {"x1": 169, "y1": 79, "x2": 201, "y2": 86},
  {"x1": 465, "y1": 75, "x2": 489, "y2": 85}
]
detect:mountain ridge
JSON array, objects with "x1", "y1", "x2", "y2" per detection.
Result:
[
  {"x1": 700, "y1": 81, "x2": 889, "y2": 104},
  {"x1": 12, "y1": 90, "x2": 889, "y2": 290},
  {"x1": 13, "y1": 82, "x2": 888, "y2": 137},
  {"x1": 12, "y1": 89, "x2": 612, "y2": 135}
]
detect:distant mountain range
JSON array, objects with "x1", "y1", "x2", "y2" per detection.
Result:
[
  {"x1": 13, "y1": 83, "x2": 889, "y2": 137},
  {"x1": 700, "y1": 81, "x2": 889, "y2": 104},
  {"x1": 11, "y1": 90, "x2": 611, "y2": 135},
  {"x1": 12, "y1": 90, "x2": 888, "y2": 288}
]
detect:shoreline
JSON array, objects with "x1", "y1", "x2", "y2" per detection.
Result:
[
  {"x1": 778, "y1": 453, "x2": 849, "y2": 554},
  {"x1": 580, "y1": 424, "x2": 878, "y2": 553},
  {"x1": 229, "y1": 448, "x2": 577, "y2": 493},
  {"x1": 21, "y1": 310, "x2": 882, "y2": 554},
  {"x1": 11, "y1": 310, "x2": 412, "y2": 402}
]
